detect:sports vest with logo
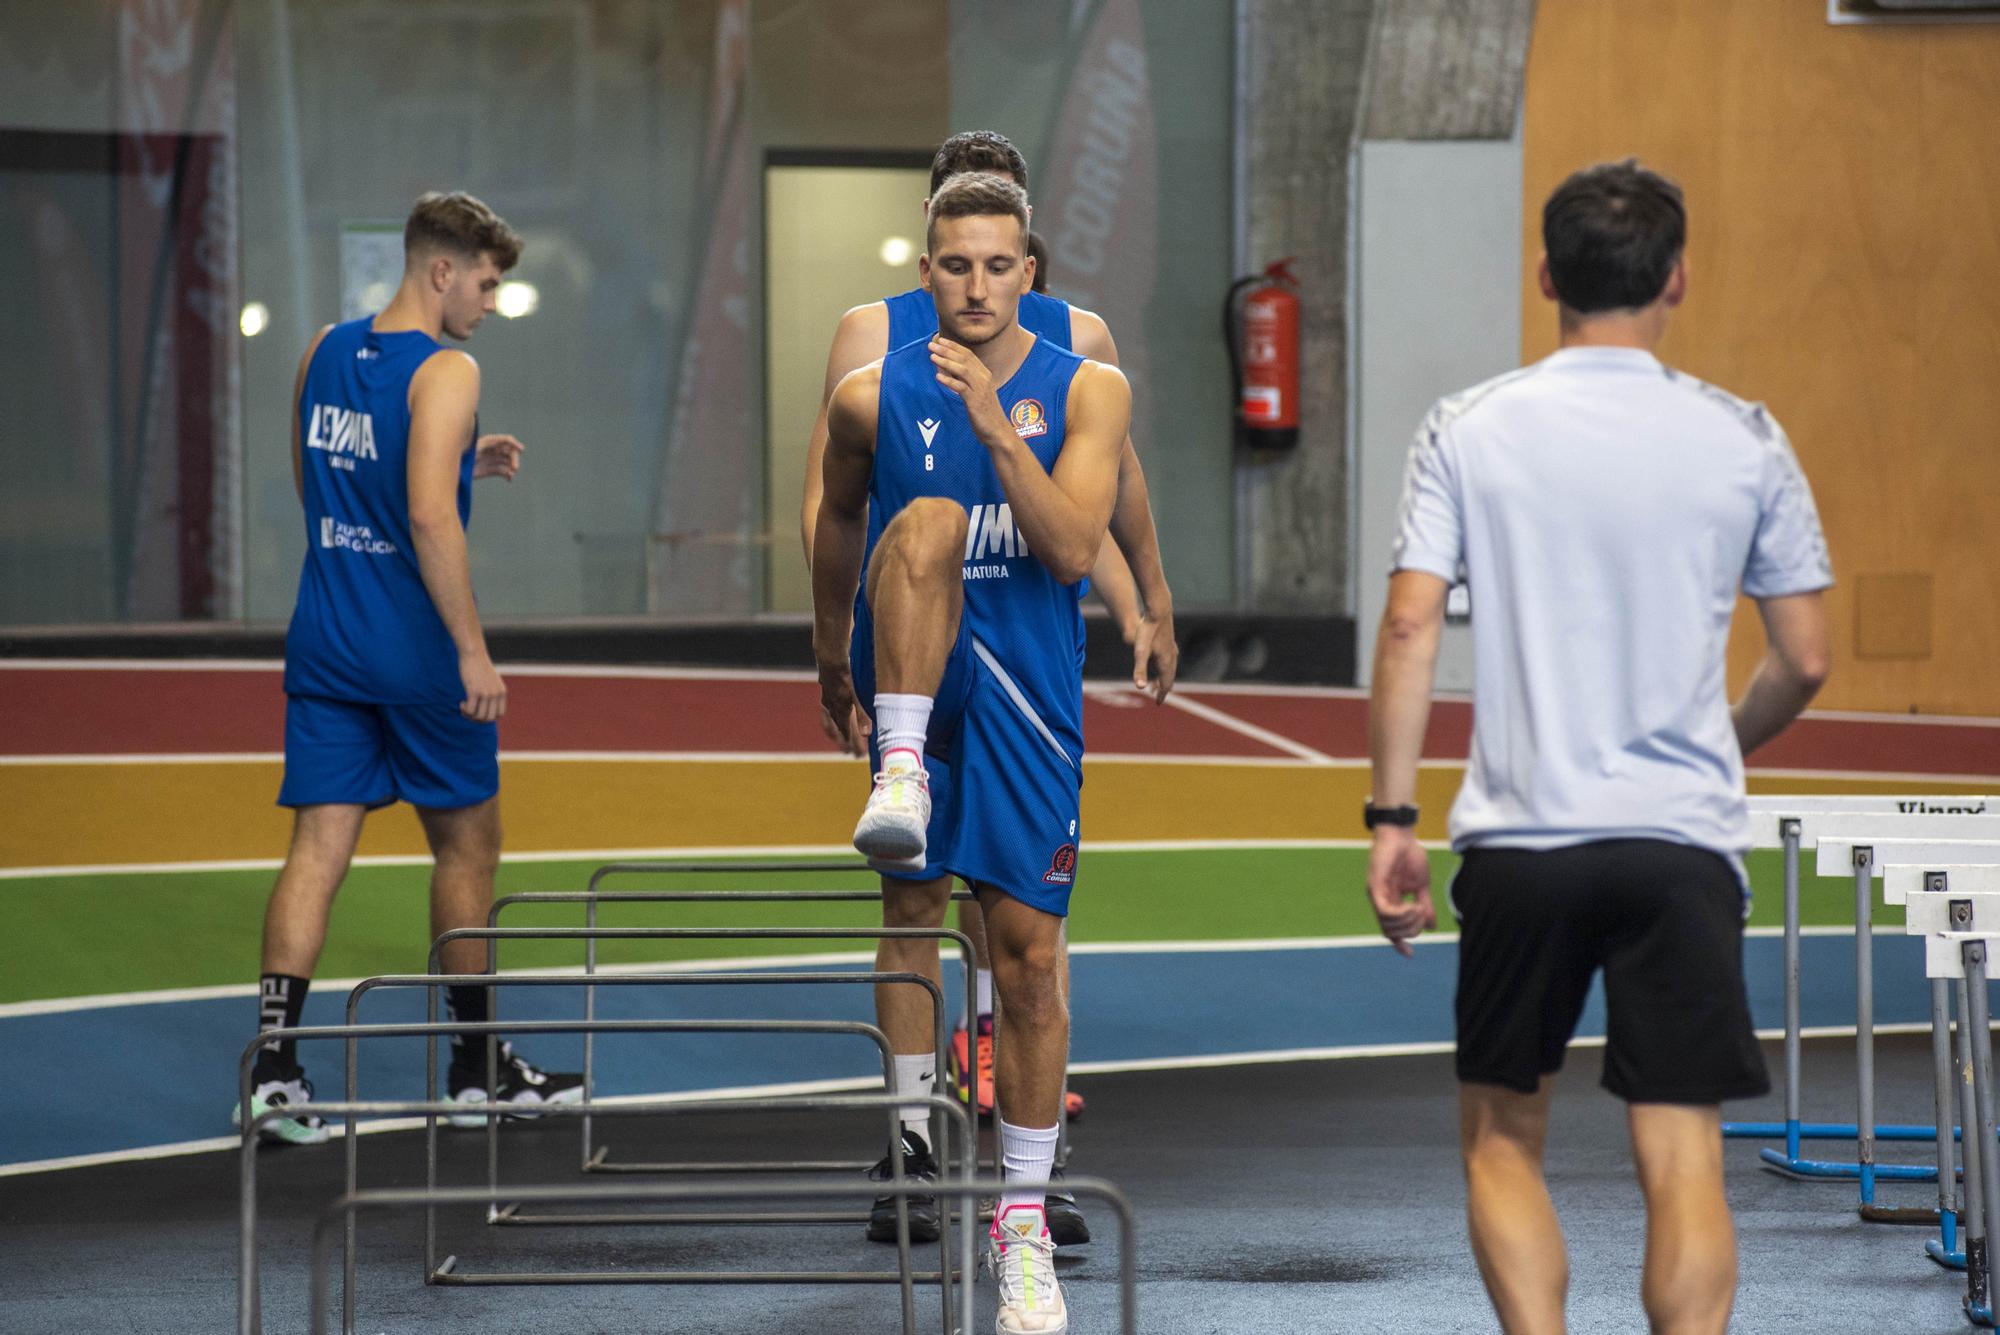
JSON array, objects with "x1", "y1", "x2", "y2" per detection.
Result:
[
  {"x1": 863, "y1": 332, "x2": 1088, "y2": 761},
  {"x1": 884, "y1": 286, "x2": 1073, "y2": 352},
  {"x1": 285, "y1": 316, "x2": 474, "y2": 703}
]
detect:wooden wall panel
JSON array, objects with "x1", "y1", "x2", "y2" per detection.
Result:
[{"x1": 1521, "y1": 0, "x2": 2000, "y2": 716}]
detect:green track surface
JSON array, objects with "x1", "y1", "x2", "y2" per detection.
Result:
[{"x1": 0, "y1": 847, "x2": 1887, "y2": 1005}]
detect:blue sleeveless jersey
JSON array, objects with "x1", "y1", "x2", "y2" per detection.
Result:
[
  {"x1": 862, "y1": 334, "x2": 1088, "y2": 759},
  {"x1": 883, "y1": 286, "x2": 1073, "y2": 353},
  {"x1": 284, "y1": 317, "x2": 473, "y2": 703}
]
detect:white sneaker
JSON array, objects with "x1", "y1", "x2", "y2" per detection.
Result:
[
  {"x1": 233, "y1": 1072, "x2": 331, "y2": 1146},
  {"x1": 990, "y1": 1204, "x2": 1067, "y2": 1334},
  {"x1": 852, "y1": 764, "x2": 931, "y2": 871}
]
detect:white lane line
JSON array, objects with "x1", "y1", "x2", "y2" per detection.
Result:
[
  {"x1": 0, "y1": 920, "x2": 1868, "y2": 1020},
  {"x1": 6, "y1": 658, "x2": 1997, "y2": 728},
  {"x1": 0, "y1": 750, "x2": 1337, "y2": 767},
  {"x1": 1160, "y1": 693, "x2": 1339, "y2": 764},
  {"x1": 0, "y1": 1019, "x2": 1937, "y2": 1179},
  {"x1": 0, "y1": 837, "x2": 1405, "y2": 883}
]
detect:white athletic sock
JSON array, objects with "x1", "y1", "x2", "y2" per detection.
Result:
[
  {"x1": 873, "y1": 693, "x2": 932, "y2": 773},
  {"x1": 975, "y1": 968, "x2": 994, "y2": 1022},
  {"x1": 998, "y1": 1117, "x2": 1060, "y2": 1222},
  {"x1": 892, "y1": 1052, "x2": 936, "y2": 1142}
]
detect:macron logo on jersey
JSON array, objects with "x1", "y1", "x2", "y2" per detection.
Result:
[
  {"x1": 918, "y1": 418, "x2": 941, "y2": 448},
  {"x1": 305, "y1": 403, "x2": 379, "y2": 468}
]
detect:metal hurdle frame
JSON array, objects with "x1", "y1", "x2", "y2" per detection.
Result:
[
  {"x1": 243, "y1": 1093, "x2": 972, "y2": 1335},
  {"x1": 1798, "y1": 832, "x2": 2000, "y2": 1221},
  {"x1": 1890, "y1": 864, "x2": 2000, "y2": 1326},
  {"x1": 568, "y1": 859, "x2": 1083, "y2": 1172},
  {"x1": 485, "y1": 877, "x2": 977, "y2": 1174},
  {"x1": 347, "y1": 969, "x2": 955, "y2": 1227},
  {"x1": 237, "y1": 1021, "x2": 967, "y2": 1335},
  {"x1": 425, "y1": 924, "x2": 982, "y2": 1227},
  {"x1": 304, "y1": 1175, "x2": 1137, "y2": 1335},
  {"x1": 1725, "y1": 801, "x2": 2000, "y2": 1211}
]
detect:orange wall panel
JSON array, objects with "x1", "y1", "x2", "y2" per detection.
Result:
[{"x1": 1522, "y1": 0, "x2": 2000, "y2": 715}]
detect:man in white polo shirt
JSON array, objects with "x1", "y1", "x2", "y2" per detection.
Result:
[{"x1": 1363, "y1": 159, "x2": 1833, "y2": 1334}]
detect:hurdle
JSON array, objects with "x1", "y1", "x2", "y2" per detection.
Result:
[
  {"x1": 486, "y1": 876, "x2": 978, "y2": 1175},
  {"x1": 550, "y1": 859, "x2": 1083, "y2": 1174},
  {"x1": 303, "y1": 1174, "x2": 1138, "y2": 1335},
  {"x1": 1891, "y1": 863, "x2": 2000, "y2": 1326},
  {"x1": 237, "y1": 1021, "x2": 966, "y2": 1335},
  {"x1": 1796, "y1": 830, "x2": 2000, "y2": 1220},
  {"x1": 347, "y1": 968, "x2": 956, "y2": 1226},
  {"x1": 1727, "y1": 800, "x2": 1999, "y2": 1201},
  {"x1": 423, "y1": 923, "x2": 980, "y2": 1228}
]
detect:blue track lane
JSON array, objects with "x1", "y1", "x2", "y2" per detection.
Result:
[{"x1": 0, "y1": 933, "x2": 1943, "y2": 1168}]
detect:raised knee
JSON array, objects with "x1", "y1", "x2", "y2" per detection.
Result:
[{"x1": 877, "y1": 497, "x2": 969, "y2": 571}]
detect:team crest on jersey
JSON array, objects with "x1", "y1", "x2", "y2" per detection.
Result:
[
  {"x1": 1042, "y1": 843, "x2": 1077, "y2": 886},
  {"x1": 1010, "y1": 398, "x2": 1047, "y2": 439}
]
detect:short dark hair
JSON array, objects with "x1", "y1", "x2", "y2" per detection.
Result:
[
  {"x1": 1542, "y1": 160, "x2": 1685, "y2": 314},
  {"x1": 926, "y1": 172, "x2": 1030, "y2": 255},
  {"x1": 930, "y1": 130, "x2": 1028, "y2": 194},
  {"x1": 404, "y1": 191, "x2": 522, "y2": 272},
  {"x1": 1026, "y1": 232, "x2": 1049, "y2": 293}
]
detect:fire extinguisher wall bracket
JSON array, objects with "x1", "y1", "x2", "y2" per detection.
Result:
[{"x1": 1225, "y1": 258, "x2": 1302, "y2": 451}]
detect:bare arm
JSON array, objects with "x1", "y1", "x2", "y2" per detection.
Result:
[
  {"x1": 1733, "y1": 591, "x2": 1831, "y2": 755},
  {"x1": 1072, "y1": 308, "x2": 1176, "y2": 697},
  {"x1": 290, "y1": 324, "x2": 334, "y2": 502},
  {"x1": 1365, "y1": 570, "x2": 1447, "y2": 956},
  {"x1": 1071, "y1": 310, "x2": 1174, "y2": 617},
  {"x1": 930, "y1": 337, "x2": 1127, "y2": 582},
  {"x1": 407, "y1": 350, "x2": 505, "y2": 722},
  {"x1": 809, "y1": 367, "x2": 882, "y2": 754},
  {"x1": 801, "y1": 303, "x2": 890, "y2": 563}
]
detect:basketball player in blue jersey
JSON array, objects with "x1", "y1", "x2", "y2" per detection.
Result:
[
  {"x1": 799, "y1": 132, "x2": 1172, "y2": 1248},
  {"x1": 234, "y1": 192, "x2": 581, "y2": 1143},
  {"x1": 814, "y1": 172, "x2": 1128, "y2": 1335}
]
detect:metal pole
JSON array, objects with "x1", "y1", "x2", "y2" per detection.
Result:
[
  {"x1": 1935, "y1": 977, "x2": 1961, "y2": 1244},
  {"x1": 1965, "y1": 934, "x2": 2000, "y2": 1326},
  {"x1": 583, "y1": 891, "x2": 599, "y2": 1170},
  {"x1": 1855, "y1": 846, "x2": 1876, "y2": 1207},
  {"x1": 1782, "y1": 817, "x2": 1803, "y2": 1163},
  {"x1": 1963, "y1": 971, "x2": 1989, "y2": 1314},
  {"x1": 306, "y1": 1174, "x2": 1132, "y2": 1335}
]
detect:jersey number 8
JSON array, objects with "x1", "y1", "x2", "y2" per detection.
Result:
[{"x1": 925, "y1": 453, "x2": 934, "y2": 472}]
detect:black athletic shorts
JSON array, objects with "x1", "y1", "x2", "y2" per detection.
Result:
[{"x1": 1451, "y1": 838, "x2": 1768, "y2": 1104}]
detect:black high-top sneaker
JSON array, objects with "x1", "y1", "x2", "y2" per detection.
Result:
[
  {"x1": 865, "y1": 1127, "x2": 942, "y2": 1243},
  {"x1": 446, "y1": 1041, "x2": 584, "y2": 1128}
]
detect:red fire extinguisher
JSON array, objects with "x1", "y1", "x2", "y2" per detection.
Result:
[{"x1": 1225, "y1": 259, "x2": 1302, "y2": 450}]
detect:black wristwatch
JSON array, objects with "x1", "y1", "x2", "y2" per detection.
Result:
[{"x1": 1363, "y1": 802, "x2": 1420, "y2": 829}]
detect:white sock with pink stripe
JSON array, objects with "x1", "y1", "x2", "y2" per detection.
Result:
[
  {"x1": 997, "y1": 1117, "x2": 1060, "y2": 1227},
  {"x1": 873, "y1": 693, "x2": 931, "y2": 773}
]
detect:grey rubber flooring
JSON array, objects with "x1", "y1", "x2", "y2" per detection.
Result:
[{"x1": 0, "y1": 1034, "x2": 1982, "y2": 1333}]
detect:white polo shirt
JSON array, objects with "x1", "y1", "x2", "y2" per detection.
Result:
[{"x1": 1391, "y1": 346, "x2": 1833, "y2": 875}]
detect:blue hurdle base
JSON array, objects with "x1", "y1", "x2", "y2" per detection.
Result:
[
  {"x1": 1758, "y1": 1146, "x2": 1940, "y2": 1182},
  {"x1": 1724, "y1": 1119, "x2": 1959, "y2": 1143},
  {"x1": 1930, "y1": 1211, "x2": 1967, "y2": 1272}
]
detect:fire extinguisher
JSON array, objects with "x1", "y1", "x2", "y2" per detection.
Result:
[{"x1": 1225, "y1": 259, "x2": 1301, "y2": 450}]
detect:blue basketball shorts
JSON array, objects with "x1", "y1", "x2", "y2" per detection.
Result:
[
  {"x1": 277, "y1": 694, "x2": 499, "y2": 812},
  {"x1": 851, "y1": 612, "x2": 1082, "y2": 917}
]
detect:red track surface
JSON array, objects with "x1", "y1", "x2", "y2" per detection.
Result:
[{"x1": 3, "y1": 666, "x2": 1997, "y2": 776}]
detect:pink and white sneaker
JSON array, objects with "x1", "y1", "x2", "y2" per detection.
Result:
[
  {"x1": 852, "y1": 762, "x2": 931, "y2": 872},
  {"x1": 989, "y1": 1204, "x2": 1067, "y2": 1334}
]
